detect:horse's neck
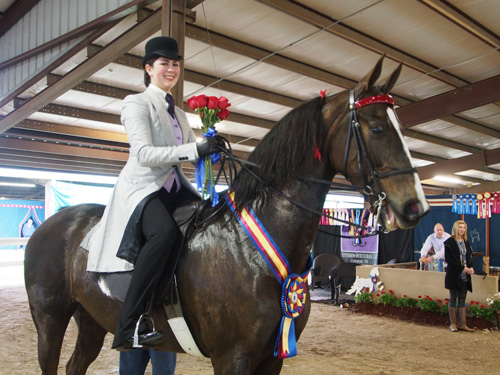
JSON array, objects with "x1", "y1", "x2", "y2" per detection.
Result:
[{"x1": 254, "y1": 176, "x2": 332, "y2": 272}]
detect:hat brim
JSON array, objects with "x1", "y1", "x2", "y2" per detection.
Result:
[{"x1": 141, "y1": 50, "x2": 183, "y2": 68}]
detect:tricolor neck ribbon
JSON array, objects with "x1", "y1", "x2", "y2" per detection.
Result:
[{"x1": 225, "y1": 192, "x2": 312, "y2": 359}]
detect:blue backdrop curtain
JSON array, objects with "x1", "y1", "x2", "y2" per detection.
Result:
[{"x1": 0, "y1": 200, "x2": 45, "y2": 249}]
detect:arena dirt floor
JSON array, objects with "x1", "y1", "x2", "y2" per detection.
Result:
[{"x1": 1, "y1": 264, "x2": 499, "y2": 375}]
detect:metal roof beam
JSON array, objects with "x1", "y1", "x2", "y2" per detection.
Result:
[
  {"x1": 0, "y1": 0, "x2": 41, "y2": 38},
  {"x1": 417, "y1": 148, "x2": 500, "y2": 180},
  {"x1": 0, "y1": 8, "x2": 162, "y2": 134},
  {"x1": 403, "y1": 129, "x2": 481, "y2": 154},
  {"x1": 419, "y1": 0, "x2": 500, "y2": 49},
  {"x1": 0, "y1": 137, "x2": 128, "y2": 162},
  {"x1": 16, "y1": 119, "x2": 129, "y2": 143},
  {"x1": 256, "y1": 0, "x2": 469, "y2": 87},
  {"x1": 456, "y1": 180, "x2": 500, "y2": 194},
  {"x1": 13, "y1": 99, "x2": 122, "y2": 125},
  {"x1": 47, "y1": 74, "x2": 137, "y2": 100},
  {"x1": 87, "y1": 44, "x2": 304, "y2": 108},
  {"x1": 398, "y1": 74, "x2": 500, "y2": 132},
  {"x1": 185, "y1": 23, "x2": 357, "y2": 90}
]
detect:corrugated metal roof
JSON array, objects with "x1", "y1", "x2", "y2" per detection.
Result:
[{"x1": 0, "y1": 0, "x2": 499, "y2": 195}]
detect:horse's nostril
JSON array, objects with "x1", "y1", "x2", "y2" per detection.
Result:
[
  {"x1": 407, "y1": 202, "x2": 420, "y2": 215},
  {"x1": 403, "y1": 202, "x2": 423, "y2": 221}
]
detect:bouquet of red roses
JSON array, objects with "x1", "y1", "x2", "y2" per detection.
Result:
[{"x1": 187, "y1": 94, "x2": 231, "y2": 205}]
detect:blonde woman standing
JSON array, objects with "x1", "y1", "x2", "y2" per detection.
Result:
[{"x1": 444, "y1": 220, "x2": 474, "y2": 332}]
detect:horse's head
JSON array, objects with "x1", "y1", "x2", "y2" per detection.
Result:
[{"x1": 325, "y1": 55, "x2": 429, "y2": 231}]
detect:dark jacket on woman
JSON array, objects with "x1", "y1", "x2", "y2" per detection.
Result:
[{"x1": 444, "y1": 237, "x2": 473, "y2": 292}]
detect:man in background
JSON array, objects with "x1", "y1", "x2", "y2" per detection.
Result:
[{"x1": 420, "y1": 223, "x2": 450, "y2": 272}]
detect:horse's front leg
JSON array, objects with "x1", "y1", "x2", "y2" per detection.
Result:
[
  {"x1": 211, "y1": 354, "x2": 282, "y2": 375},
  {"x1": 253, "y1": 354, "x2": 283, "y2": 375}
]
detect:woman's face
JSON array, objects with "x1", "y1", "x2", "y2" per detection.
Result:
[
  {"x1": 457, "y1": 223, "x2": 466, "y2": 237},
  {"x1": 146, "y1": 57, "x2": 180, "y2": 93}
]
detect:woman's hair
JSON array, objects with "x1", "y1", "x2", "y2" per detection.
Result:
[
  {"x1": 143, "y1": 57, "x2": 158, "y2": 87},
  {"x1": 451, "y1": 220, "x2": 468, "y2": 242}
]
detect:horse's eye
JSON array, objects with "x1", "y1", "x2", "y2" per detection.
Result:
[{"x1": 372, "y1": 126, "x2": 384, "y2": 135}]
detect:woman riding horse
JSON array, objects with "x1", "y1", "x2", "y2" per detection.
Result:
[
  {"x1": 25, "y1": 55, "x2": 429, "y2": 375},
  {"x1": 80, "y1": 36, "x2": 219, "y2": 350}
]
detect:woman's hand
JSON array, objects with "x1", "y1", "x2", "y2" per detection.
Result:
[{"x1": 464, "y1": 267, "x2": 474, "y2": 275}]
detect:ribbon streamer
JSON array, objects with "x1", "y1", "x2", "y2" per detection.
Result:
[
  {"x1": 457, "y1": 194, "x2": 464, "y2": 214},
  {"x1": 484, "y1": 192, "x2": 491, "y2": 218},
  {"x1": 225, "y1": 192, "x2": 312, "y2": 359},
  {"x1": 493, "y1": 192, "x2": 500, "y2": 214},
  {"x1": 477, "y1": 193, "x2": 484, "y2": 219},
  {"x1": 452, "y1": 195, "x2": 458, "y2": 213},
  {"x1": 464, "y1": 194, "x2": 471, "y2": 214}
]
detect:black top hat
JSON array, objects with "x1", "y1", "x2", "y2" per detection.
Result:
[{"x1": 141, "y1": 36, "x2": 182, "y2": 68}]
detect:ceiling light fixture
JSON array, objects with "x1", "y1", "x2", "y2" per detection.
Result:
[
  {"x1": 433, "y1": 175, "x2": 465, "y2": 185},
  {"x1": 0, "y1": 182, "x2": 36, "y2": 188}
]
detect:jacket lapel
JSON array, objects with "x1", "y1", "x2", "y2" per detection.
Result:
[{"x1": 144, "y1": 87, "x2": 176, "y2": 143}]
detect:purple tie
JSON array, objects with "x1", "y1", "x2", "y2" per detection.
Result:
[{"x1": 165, "y1": 94, "x2": 175, "y2": 117}]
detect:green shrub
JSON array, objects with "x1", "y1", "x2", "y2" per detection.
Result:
[
  {"x1": 354, "y1": 291, "x2": 373, "y2": 304},
  {"x1": 468, "y1": 301, "x2": 496, "y2": 321},
  {"x1": 417, "y1": 295, "x2": 441, "y2": 313},
  {"x1": 376, "y1": 290, "x2": 397, "y2": 307},
  {"x1": 395, "y1": 295, "x2": 418, "y2": 309}
]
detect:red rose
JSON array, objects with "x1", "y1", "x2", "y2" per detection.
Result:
[
  {"x1": 197, "y1": 95, "x2": 208, "y2": 108},
  {"x1": 207, "y1": 96, "x2": 218, "y2": 110},
  {"x1": 216, "y1": 109, "x2": 230, "y2": 121},
  {"x1": 218, "y1": 96, "x2": 231, "y2": 110},
  {"x1": 187, "y1": 96, "x2": 198, "y2": 110}
]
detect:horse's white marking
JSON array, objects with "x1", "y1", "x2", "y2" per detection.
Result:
[
  {"x1": 387, "y1": 108, "x2": 429, "y2": 210},
  {"x1": 98, "y1": 276, "x2": 113, "y2": 298}
]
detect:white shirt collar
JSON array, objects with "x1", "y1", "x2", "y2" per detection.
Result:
[{"x1": 148, "y1": 84, "x2": 170, "y2": 108}]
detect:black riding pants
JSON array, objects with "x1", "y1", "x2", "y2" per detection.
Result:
[{"x1": 112, "y1": 186, "x2": 188, "y2": 347}]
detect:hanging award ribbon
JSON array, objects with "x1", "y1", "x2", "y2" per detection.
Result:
[
  {"x1": 470, "y1": 194, "x2": 477, "y2": 215},
  {"x1": 457, "y1": 194, "x2": 464, "y2": 214},
  {"x1": 477, "y1": 193, "x2": 484, "y2": 219},
  {"x1": 349, "y1": 209, "x2": 355, "y2": 236},
  {"x1": 484, "y1": 192, "x2": 492, "y2": 218},
  {"x1": 353, "y1": 209, "x2": 361, "y2": 244},
  {"x1": 452, "y1": 194, "x2": 458, "y2": 213},
  {"x1": 464, "y1": 194, "x2": 471, "y2": 214},
  {"x1": 329, "y1": 208, "x2": 334, "y2": 225},
  {"x1": 493, "y1": 192, "x2": 500, "y2": 214}
]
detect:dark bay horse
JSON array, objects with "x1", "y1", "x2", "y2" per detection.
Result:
[{"x1": 25, "y1": 56, "x2": 429, "y2": 375}]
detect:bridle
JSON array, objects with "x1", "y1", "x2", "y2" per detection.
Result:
[
  {"x1": 342, "y1": 88, "x2": 417, "y2": 231},
  {"x1": 202, "y1": 89, "x2": 417, "y2": 235}
]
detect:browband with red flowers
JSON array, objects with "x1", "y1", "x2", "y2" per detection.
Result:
[{"x1": 354, "y1": 94, "x2": 394, "y2": 109}]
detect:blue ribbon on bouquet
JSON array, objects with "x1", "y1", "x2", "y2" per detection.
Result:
[{"x1": 195, "y1": 128, "x2": 221, "y2": 207}]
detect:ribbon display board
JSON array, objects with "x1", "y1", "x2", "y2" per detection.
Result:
[{"x1": 452, "y1": 191, "x2": 499, "y2": 219}]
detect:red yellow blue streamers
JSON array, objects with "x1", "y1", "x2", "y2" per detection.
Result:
[{"x1": 225, "y1": 192, "x2": 312, "y2": 359}]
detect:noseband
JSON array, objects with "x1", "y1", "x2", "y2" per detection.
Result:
[{"x1": 343, "y1": 88, "x2": 417, "y2": 230}]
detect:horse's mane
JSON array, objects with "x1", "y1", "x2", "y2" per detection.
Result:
[{"x1": 231, "y1": 96, "x2": 326, "y2": 209}]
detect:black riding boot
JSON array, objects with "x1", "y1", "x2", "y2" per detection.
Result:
[{"x1": 112, "y1": 196, "x2": 178, "y2": 349}]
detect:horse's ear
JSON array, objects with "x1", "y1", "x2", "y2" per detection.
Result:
[
  {"x1": 379, "y1": 62, "x2": 403, "y2": 94},
  {"x1": 354, "y1": 54, "x2": 385, "y2": 98}
]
